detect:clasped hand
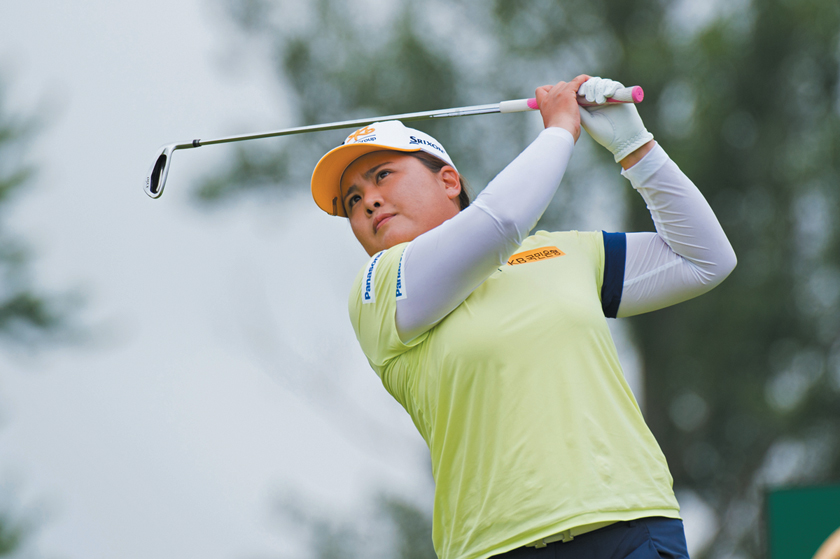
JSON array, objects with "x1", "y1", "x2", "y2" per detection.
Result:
[{"x1": 536, "y1": 76, "x2": 654, "y2": 163}]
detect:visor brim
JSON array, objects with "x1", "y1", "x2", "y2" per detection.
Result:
[{"x1": 311, "y1": 143, "x2": 427, "y2": 217}]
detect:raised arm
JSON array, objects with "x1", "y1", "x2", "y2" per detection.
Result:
[
  {"x1": 617, "y1": 143, "x2": 736, "y2": 316},
  {"x1": 576, "y1": 77, "x2": 736, "y2": 317},
  {"x1": 395, "y1": 76, "x2": 588, "y2": 342}
]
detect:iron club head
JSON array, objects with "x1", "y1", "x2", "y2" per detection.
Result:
[{"x1": 145, "y1": 144, "x2": 178, "y2": 199}]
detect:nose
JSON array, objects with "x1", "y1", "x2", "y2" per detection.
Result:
[{"x1": 363, "y1": 190, "x2": 383, "y2": 214}]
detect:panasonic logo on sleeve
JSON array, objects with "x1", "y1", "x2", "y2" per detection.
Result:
[
  {"x1": 362, "y1": 251, "x2": 385, "y2": 304},
  {"x1": 395, "y1": 249, "x2": 407, "y2": 301}
]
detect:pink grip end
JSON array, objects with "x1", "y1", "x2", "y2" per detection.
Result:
[
  {"x1": 631, "y1": 86, "x2": 644, "y2": 103},
  {"x1": 527, "y1": 98, "x2": 539, "y2": 110}
]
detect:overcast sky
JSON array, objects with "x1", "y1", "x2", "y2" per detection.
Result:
[{"x1": 0, "y1": 2, "x2": 436, "y2": 558}]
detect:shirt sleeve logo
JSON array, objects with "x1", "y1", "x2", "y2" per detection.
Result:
[
  {"x1": 507, "y1": 246, "x2": 565, "y2": 266},
  {"x1": 362, "y1": 251, "x2": 385, "y2": 304},
  {"x1": 395, "y1": 248, "x2": 408, "y2": 300}
]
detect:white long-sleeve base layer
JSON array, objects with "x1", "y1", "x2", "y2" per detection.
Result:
[{"x1": 395, "y1": 127, "x2": 736, "y2": 342}]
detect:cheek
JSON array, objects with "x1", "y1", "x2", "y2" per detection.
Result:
[
  {"x1": 399, "y1": 186, "x2": 453, "y2": 229},
  {"x1": 394, "y1": 180, "x2": 440, "y2": 217},
  {"x1": 348, "y1": 215, "x2": 372, "y2": 244}
]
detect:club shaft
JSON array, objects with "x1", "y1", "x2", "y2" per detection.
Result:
[
  {"x1": 192, "y1": 103, "x2": 502, "y2": 148},
  {"x1": 145, "y1": 86, "x2": 644, "y2": 199}
]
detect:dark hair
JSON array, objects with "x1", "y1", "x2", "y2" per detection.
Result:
[{"x1": 406, "y1": 151, "x2": 471, "y2": 211}]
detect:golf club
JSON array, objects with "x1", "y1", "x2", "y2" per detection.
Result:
[{"x1": 144, "y1": 86, "x2": 644, "y2": 199}]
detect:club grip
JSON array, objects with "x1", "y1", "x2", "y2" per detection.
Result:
[
  {"x1": 499, "y1": 99, "x2": 536, "y2": 113},
  {"x1": 500, "y1": 86, "x2": 644, "y2": 113},
  {"x1": 577, "y1": 85, "x2": 644, "y2": 107}
]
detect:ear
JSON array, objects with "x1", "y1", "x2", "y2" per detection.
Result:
[{"x1": 439, "y1": 165, "x2": 461, "y2": 201}]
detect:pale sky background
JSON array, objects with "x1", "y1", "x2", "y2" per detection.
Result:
[
  {"x1": 0, "y1": 1, "x2": 714, "y2": 558},
  {"x1": 0, "y1": 1, "x2": 434, "y2": 558}
]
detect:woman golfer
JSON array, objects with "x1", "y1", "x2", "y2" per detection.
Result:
[{"x1": 310, "y1": 75, "x2": 736, "y2": 559}]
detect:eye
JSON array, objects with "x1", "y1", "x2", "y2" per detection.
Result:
[
  {"x1": 376, "y1": 169, "x2": 391, "y2": 181},
  {"x1": 346, "y1": 194, "x2": 361, "y2": 209}
]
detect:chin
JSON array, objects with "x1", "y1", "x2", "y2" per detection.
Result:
[
  {"x1": 380, "y1": 226, "x2": 418, "y2": 250},
  {"x1": 361, "y1": 221, "x2": 422, "y2": 255}
]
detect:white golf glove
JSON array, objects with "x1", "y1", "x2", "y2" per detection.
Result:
[{"x1": 577, "y1": 77, "x2": 654, "y2": 163}]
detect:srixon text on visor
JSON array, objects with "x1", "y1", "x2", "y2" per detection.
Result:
[{"x1": 409, "y1": 136, "x2": 445, "y2": 154}]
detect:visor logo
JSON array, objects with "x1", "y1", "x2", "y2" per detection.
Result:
[
  {"x1": 409, "y1": 135, "x2": 445, "y2": 154},
  {"x1": 346, "y1": 126, "x2": 376, "y2": 144}
]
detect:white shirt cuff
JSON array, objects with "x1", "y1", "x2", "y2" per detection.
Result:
[
  {"x1": 620, "y1": 142, "x2": 669, "y2": 186},
  {"x1": 541, "y1": 126, "x2": 576, "y2": 148}
]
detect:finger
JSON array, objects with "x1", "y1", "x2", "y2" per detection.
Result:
[
  {"x1": 548, "y1": 81, "x2": 568, "y2": 96},
  {"x1": 585, "y1": 77, "x2": 602, "y2": 103},
  {"x1": 536, "y1": 85, "x2": 553, "y2": 94},
  {"x1": 535, "y1": 85, "x2": 552, "y2": 107},
  {"x1": 569, "y1": 74, "x2": 591, "y2": 92},
  {"x1": 577, "y1": 79, "x2": 592, "y2": 102},
  {"x1": 595, "y1": 81, "x2": 607, "y2": 105},
  {"x1": 603, "y1": 80, "x2": 621, "y2": 98}
]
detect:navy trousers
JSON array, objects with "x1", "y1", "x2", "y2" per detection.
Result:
[{"x1": 492, "y1": 517, "x2": 690, "y2": 559}]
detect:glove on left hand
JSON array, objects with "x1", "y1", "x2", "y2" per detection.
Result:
[{"x1": 577, "y1": 77, "x2": 654, "y2": 163}]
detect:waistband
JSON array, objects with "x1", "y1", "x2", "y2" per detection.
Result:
[{"x1": 525, "y1": 520, "x2": 617, "y2": 548}]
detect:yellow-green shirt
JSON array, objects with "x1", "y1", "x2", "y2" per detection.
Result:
[{"x1": 349, "y1": 230, "x2": 680, "y2": 559}]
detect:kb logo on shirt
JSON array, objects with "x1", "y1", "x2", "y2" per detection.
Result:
[{"x1": 507, "y1": 246, "x2": 565, "y2": 266}]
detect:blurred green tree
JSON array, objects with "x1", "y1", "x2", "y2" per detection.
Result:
[
  {"x1": 0, "y1": 80, "x2": 67, "y2": 345},
  {"x1": 0, "y1": 78, "x2": 72, "y2": 556},
  {"x1": 601, "y1": 2, "x2": 840, "y2": 558},
  {"x1": 204, "y1": 1, "x2": 840, "y2": 557},
  {"x1": 0, "y1": 515, "x2": 23, "y2": 557},
  {"x1": 276, "y1": 493, "x2": 435, "y2": 559}
]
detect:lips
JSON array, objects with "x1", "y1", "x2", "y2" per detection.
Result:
[{"x1": 373, "y1": 213, "x2": 395, "y2": 233}]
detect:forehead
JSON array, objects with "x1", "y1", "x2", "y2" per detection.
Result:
[{"x1": 342, "y1": 150, "x2": 413, "y2": 182}]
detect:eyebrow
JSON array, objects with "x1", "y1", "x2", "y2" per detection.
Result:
[{"x1": 362, "y1": 162, "x2": 391, "y2": 180}]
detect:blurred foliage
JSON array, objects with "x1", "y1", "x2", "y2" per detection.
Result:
[
  {"x1": 207, "y1": 0, "x2": 840, "y2": 557},
  {"x1": 615, "y1": 2, "x2": 840, "y2": 558},
  {"x1": 0, "y1": 77, "x2": 73, "y2": 556},
  {"x1": 0, "y1": 518, "x2": 23, "y2": 557},
  {"x1": 0, "y1": 514, "x2": 23, "y2": 557},
  {"x1": 0, "y1": 80, "x2": 68, "y2": 347},
  {"x1": 380, "y1": 497, "x2": 436, "y2": 559},
  {"x1": 276, "y1": 493, "x2": 435, "y2": 559}
]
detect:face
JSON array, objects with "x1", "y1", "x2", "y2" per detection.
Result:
[{"x1": 340, "y1": 151, "x2": 461, "y2": 255}]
